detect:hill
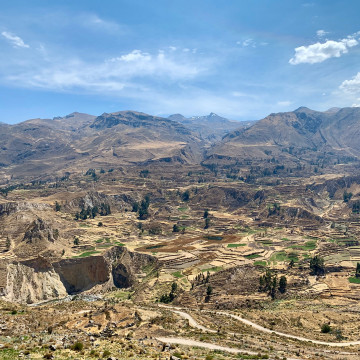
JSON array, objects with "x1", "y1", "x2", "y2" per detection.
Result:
[
  {"x1": 205, "y1": 107, "x2": 360, "y2": 171},
  {"x1": 0, "y1": 111, "x2": 203, "y2": 183}
]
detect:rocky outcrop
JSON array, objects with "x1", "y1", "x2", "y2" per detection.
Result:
[
  {"x1": 2, "y1": 246, "x2": 157, "y2": 304},
  {"x1": 0, "y1": 202, "x2": 51, "y2": 217},
  {"x1": 22, "y1": 218, "x2": 58, "y2": 244},
  {"x1": 106, "y1": 246, "x2": 157, "y2": 288}
]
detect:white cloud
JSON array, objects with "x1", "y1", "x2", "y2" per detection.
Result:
[
  {"x1": 242, "y1": 38, "x2": 256, "y2": 47},
  {"x1": 237, "y1": 39, "x2": 268, "y2": 48},
  {"x1": 339, "y1": 72, "x2": 360, "y2": 94},
  {"x1": 1, "y1": 31, "x2": 29, "y2": 48},
  {"x1": 316, "y1": 30, "x2": 329, "y2": 38},
  {"x1": 277, "y1": 101, "x2": 292, "y2": 107},
  {"x1": 5, "y1": 49, "x2": 202, "y2": 93},
  {"x1": 289, "y1": 36, "x2": 358, "y2": 65}
]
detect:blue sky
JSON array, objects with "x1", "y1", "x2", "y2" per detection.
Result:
[{"x1": 1, "y1": 0, "x2": 360, "y2": 123}]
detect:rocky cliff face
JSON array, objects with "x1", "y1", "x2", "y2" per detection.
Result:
[
  {"x1": 2, "y1": 246, "x2": 157, "y2": 304},
  {"x1": 53, "y1": 256, "x2": 110, "y2": 294}
]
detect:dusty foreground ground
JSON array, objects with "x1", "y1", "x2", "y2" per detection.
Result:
[{"x1": 1, "y1": 293, "x2": 360, "y2": 360}]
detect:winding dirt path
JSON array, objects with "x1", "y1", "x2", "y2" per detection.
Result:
[
  {"x1": 159, "y1": 305, "x2": 360, "y2": 347},
  {"x1": 155, "y1": 336, "x2": 256, "y2": 355}
]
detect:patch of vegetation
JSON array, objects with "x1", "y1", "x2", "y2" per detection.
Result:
[
  {"x1": 0, "y1": 349, "x2": 20, "y2": 359},
  {"x1": 227, "y1": 243, "x2": 246, "y2": 248},
  {"x1": 254, "y1": 260, "x2": 267, "y2": 267},
  {"x1": 178, "y1": 207, "x2": 188, "y2": 212},
  {"x1": 258, "y1": 239, "x2": 273, "y2": 246},
  {"x1": 348, "y1": 277, "x2": 360, "y2": 284},
  {"x1": 245, "y1": 253, "x2": 262, "y2": 259},
  {"x1": 172, "y1": 271, "x2": 184, "y2": 278},
  {"x1": 204, "y1": 235, "x2": 223, "y2": 241},
  {"x1": 111, "y1": 290, "x2": 132, "y2": 300},
  {"x1": 289, "y1": 240, "x2": 316, "y2": 250}
]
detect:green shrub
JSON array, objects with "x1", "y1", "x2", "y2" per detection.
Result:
[
  {"x1": 71, "y1": 341, "x2": 84, "y2": 351},
  {"x1": 102, "y1": 350, "x2": 111, "y2": 358},
  {"x1": 321, "y1": 323, "x2": 331, "y2": 333}
]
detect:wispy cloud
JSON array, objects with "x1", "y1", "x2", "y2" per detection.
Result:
[
  {"x1": 4, "y1": 49, "x2": 203, "y2": 93},
  {"x1": 237, "y1": 38, "x2": 267, "y2": 48},
  {"x1": 289, "y1": 35, "x2": 358, "y2": 65},
  {"x1": 316, "y1": 30, "x2": 329, "y2": 38},
  {"x1": 1, "y1": 31, "x2": 29, "y2": 48},
  {"x1": 242, "y1": 38, "x2": 256, "y2": 47}
]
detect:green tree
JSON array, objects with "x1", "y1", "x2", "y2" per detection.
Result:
[
  {"x1": 204, "y1": 218, "x2": 211, "y2": 229},
  {"x1": 203, "y1": 209, "x2": 209, "y2": 218},
  {"x1": 343, "y1": 190, "x2": 353, "y2": 203},
  {"x1": 73, "y1": 236, "x2": 80, "y2": 246},
  {"x1": 182, "y1": 190, "x2": 190, "y2": 202},
  {"x1": 55, "y1": 201, "x2": 61, "y2": 212},
  {"x1": 310, "y1": 255, "x2": 325, "y2": 276},
  {"x1": 270, "y1": 276, "x2": 277, "y2": 299},
  {"x1": 278, "y1": 276, "x2": 287, "y2": 294},
  {"x1": 5, "y1": 237, "x2": 10, "y2": 251},
  {"x1": 356, "y1": 262, "x2": 360, "y2": 278},
  {"x1": 173, "y1": 224, "x2": 180, "y2": 233},
  {"x1": 132, "y1": 202, "x2": 139, "y2": 212},
  {"x1": 321, "y1": 323, "x2": 331, "y2": 333}
]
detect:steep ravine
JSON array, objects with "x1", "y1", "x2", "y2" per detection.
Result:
[{"x1": 2, "y1": 246, "x2": 157, "y2": 304}]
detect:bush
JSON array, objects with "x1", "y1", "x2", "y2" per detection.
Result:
[
  {"x1": 102, "y1": 350, "x2": 111, "y2": 358},
  {"x1": 321, "y1": 323, "x2": 331, "y2": 333},
  {"x1": 71, "y1": 342, "x2": 84, "y2": 351}
]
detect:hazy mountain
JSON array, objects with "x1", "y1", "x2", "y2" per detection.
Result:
[
  {"x1": 206, "y1": 106, "x2": 360, "y2": 166},
  {"x1": 0, "y1": 110, "x2": 203, "y2": 182},
  {"x1": 2, "y1": 106, "x2": 360, "y2": 183},
  {"x1": 168, "y1": 112, "x2": 255, "y2": 142}
]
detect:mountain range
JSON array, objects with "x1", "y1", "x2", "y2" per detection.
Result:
[{"x1": 1, "y1": 106, "x2": 360, "y2": 183}]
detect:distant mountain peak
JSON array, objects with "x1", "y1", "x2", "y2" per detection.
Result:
[
  {"x1": 294, "y1": 106, "x2": 313, "y2": 113},
  {"x1": 325, "y1": 107, "x2": 341, "y2": 114}
]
